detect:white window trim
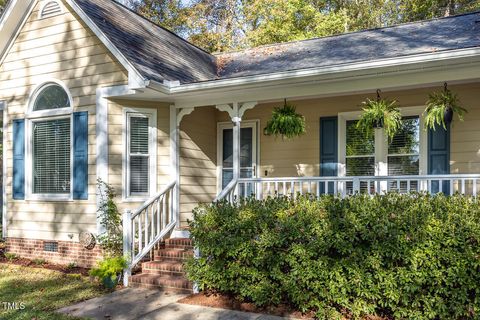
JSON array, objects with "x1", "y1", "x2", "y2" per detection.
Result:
[
  {"x1": 122, "y1": 107, "x2": 157, "y2": 202},
  {"x1": 25, "y1": 80, "x2": 74, "y2": 201},
  {"x1": 216, "y1": 120, "x2": 260, "y2": 194},
  {"x1": 25, "y1": 114, "x2": 74, "y2": 201},
  {"x1": 338, "y1": 106, "x2": 427, "y2": 178},
  {"x1": 26, "y1": 79, "x2": 73, "y2": 119}
]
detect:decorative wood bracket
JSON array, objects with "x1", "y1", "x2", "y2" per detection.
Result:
[
  {"x1": 176, "y1": 107, "x2": 195, "y2": 126},
  {"x1": 215, "y1": 101, "x2": 257, "y2": 122}
]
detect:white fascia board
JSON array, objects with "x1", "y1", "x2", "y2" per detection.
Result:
[
  {"x1": 64, "y1": 0, "x2": 147, "y2": 90},
  {"x1": 0, "y1": 0, "x2": 36, "y2": 66},
  {"x1": 162, "y1": 47, "x2": 480, "y2": 95}
]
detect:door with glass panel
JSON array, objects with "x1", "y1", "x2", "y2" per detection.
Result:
[{"x1": 219, "y1": 122, "x2": 257, "y2": 197}]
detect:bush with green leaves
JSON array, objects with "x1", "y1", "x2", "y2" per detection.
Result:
[
  {"x1": 89, "y1": 256, "x2": 127, "y2": 290},
  {"x1": 96, "y1": 179, "x2": 123, "y2": 257},
  {"x1": 186, "y1": 193, "x2": 480, "y2": 319}
]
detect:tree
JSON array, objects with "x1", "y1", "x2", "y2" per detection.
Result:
[
  {"x1": 126, "y1": 0, "x2": 480, "y2": 52},
  {"x1": 0, "y1": 0, "x2": 8, "y2": 15},
  {"x1": 127, "y1": 0, "x2": 188, "y2": 35}
]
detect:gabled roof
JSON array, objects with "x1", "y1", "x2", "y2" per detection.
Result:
[
  {"x1": 1, "y1": 0, "x2": 480, "y2": 87},
  {"x1": 72, "y1": 0, "x2": 218, "y2": 84},
  {"x1": 71, "y1": 1, "x2": 480, "y2": 84},
  {"x1": 216, "y1": 11, "x2": 480, "y2": 80}
]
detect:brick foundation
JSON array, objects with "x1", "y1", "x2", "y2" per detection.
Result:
[{"x1": 5, "y1": 237, "x2": 103, "y2": 268}]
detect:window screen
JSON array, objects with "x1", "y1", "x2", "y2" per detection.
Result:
[
  {"x1": 129, "y1": 116, "x2": 149, "y2": 195},
  {"x1": 33, "y1": 119, "x2": 71, "y2": 194}
]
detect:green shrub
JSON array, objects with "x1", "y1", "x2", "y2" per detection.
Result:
[
  {"x1": 186, "y1": 193, "x2": 480, "y2": 319},
  {"x1": 89, "y1": 256, "x2": 127, "y2": 290},
  {"x1": 33, "y1": 258, "x2": 46, "y2": 265},
  {"x1": 4, "y1": 252, "x2": 18, "y2": 261}
]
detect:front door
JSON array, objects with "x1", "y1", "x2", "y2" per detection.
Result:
[{"x1": 218, "y1": 122, "x2": 258, "y2": 193}]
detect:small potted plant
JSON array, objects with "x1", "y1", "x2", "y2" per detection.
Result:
[
  {"x1": 424, "y1": 83, "x2": 467, "y2": 130},
  {"x1": 357, "y1": 90, "x2": 402, "y2": 141},
  {"x1": 264, "y1": 99, "x2": 306, "y2": 139},
  {"x1": 89, "y1": 255, "x2": 127, "y2": 290}
]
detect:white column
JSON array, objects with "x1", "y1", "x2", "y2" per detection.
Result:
[
  {"x1": 232, "y1": 103, "x2": 241, "y2": 181},
  {"x1": 169, "y1": 105, "x2": 180, "y2": 228}
]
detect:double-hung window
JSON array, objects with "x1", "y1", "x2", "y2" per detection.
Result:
[
  {"x1": 125, "y1": 110, "x2": 156, "y2": 199},
  {"x1": 27, "y1": 82, "x2": 73, "y2": 200},
  {"x1": 340, "y1": 108, "x2": 425, "y2": 193}
]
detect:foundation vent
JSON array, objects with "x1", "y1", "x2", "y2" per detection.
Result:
[{"x1": 43, "y1": 241, "x2": 58, "y2": 252}]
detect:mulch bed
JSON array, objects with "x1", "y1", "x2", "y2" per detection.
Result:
[
  {"x1": 0, "y1": 254, "x2": 90, "y2": 276},
  {"x1": 179, "y1": 291, "x2": 391, "y2": 320},
  {"x1": 179, "y1": 291, "x2": 315, "y2": 319}
]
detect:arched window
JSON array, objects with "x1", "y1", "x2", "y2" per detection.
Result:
[
  {"x1": 33, "y1": 84, "x2": 71, "y2": 111},
  {"x1": 27, "y1": 81, "x2": 73, "y2": 199}
]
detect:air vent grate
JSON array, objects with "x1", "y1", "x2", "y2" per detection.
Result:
[
  {"x1": 43, "y1": 241, "x2": 58, "y2": 252},
  {"x1": 40, "y1": 1, "x2": 62, "y2": 19}
]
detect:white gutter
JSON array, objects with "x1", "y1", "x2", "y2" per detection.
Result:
[
  {"x1": 0, "y1": 100, "x2": 6, "y2": 239},
  {"x1": 147, "y1": 47, "x2": 480, "y2": 95}
]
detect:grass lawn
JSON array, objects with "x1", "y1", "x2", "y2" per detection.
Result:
[{"x1": 0, "y1": 263, "x2": 105, "y2": 320}]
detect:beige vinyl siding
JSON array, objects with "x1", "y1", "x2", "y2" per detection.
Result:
[
  {"x1": 179, "y1": 107, "x2": 217, "y2": 224},
  {"x1": 107, "y1": 100, "x2": 171, "y2": 213},
  {"x1": 0, "y1": 0, "x2": 128, "y2": 241},
  {"x1": 216, "y1": 83, "x2": 480, "y2": 179}
]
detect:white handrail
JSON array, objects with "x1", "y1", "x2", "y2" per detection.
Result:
[
  {"x1": 230, "y1": 174, "x2": 480, "y2": 201},
  {"x1": 214, "y1": 179, "x2": 238, "y2": 202},
  {"x1": 123, "y1": 181, "x2": 177, "y2": 286}
]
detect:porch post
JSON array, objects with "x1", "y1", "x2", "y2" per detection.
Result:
[
  {"x1": 232, "y1": 103, "x2": 241, "y2": 182},
  {"x1": 170, "y1": 105, "x2": 180, "y2": 228}
]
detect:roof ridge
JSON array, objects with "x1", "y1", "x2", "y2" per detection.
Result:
[
  {"x1": 216, "y1": 10, "x2": 480, "y2": 56},
  {"x1": 106, "y1": 0, "x2": 215, "y2": 58}
]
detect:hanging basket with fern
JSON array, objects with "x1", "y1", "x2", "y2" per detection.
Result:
[
  {"x1": 424, "y1": 83, "x2": 467, "y2": 130},
  {"x1": 356, "y1": 91, "x2": 402, "y2": 141},
  {"x1": 264, "y1": 100, "x2": 306, "y2": 139}
]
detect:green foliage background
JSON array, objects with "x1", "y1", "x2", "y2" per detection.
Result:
[
  {"x1": 125, "y1": 0, "x2": 480, "y2": 52},
  {"x1": 187, "y1": 194, "x2": 480, "y2": 319}
]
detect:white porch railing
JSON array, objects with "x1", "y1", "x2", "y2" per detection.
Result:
[
  {"x1": 216, "y1": 174, "x2": 480, "y2": 202},
  {"x1": 123, "y1": 181, "x2": 177, "y2": 286}
]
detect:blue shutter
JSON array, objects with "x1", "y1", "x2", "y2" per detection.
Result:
[
  {"x1": 73, "y1": 112, "x2": 88, "y2": 200},
  {"x1": 13, "y1": 119, "x2": 25, "y2": 200},
  {"x1": 320, "y1": 117, "x2": 338, "y2": 194},
  {"x1": 428, "y1": 125, "x2": 450, "y2": 194}
]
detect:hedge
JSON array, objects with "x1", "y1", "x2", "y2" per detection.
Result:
[{"x1": 186, "y1": 193, "x2": 480, "y2": 319}]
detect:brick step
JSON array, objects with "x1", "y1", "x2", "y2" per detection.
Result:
[
  {"x1": 154, "y1": 248, "x2": 193, "y2": 260},
  {"x1": 142, "y1": 260, "x2": 186, "y2": 276},
  {"x1": 164, "y1": 238, "x2": 193, "y2": 250},
  {"x1": 130, "y1": 274, "x2": 192, "y2": 293}
]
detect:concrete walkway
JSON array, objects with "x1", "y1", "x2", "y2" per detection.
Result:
[{"x1": 57, "y1": 288, "x2": 296, "y2": 320}]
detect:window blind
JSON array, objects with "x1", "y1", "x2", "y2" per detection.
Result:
[
  {"x1": 388, "y1": 117, "x2": 420, "y2": 176},
  {"x1": 345, "y1": 120, "x2": 375, "y2": 176},
  {"x1": 129, "y1": 116, "x2": 149, "y2": 195},
  {"x1": 33, "y1": 119, "x2": 71, "y2": 194}
]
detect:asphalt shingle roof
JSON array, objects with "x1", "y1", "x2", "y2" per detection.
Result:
[
  {"x1": 73, "y1": 0, "x2": 218, "y2": 84},
  {"x1": 73, "y1": 0, "x2": 480, "y2": 84},
  {"x1": 217, "y1": 12, "x2": 480, "y2": 80}
]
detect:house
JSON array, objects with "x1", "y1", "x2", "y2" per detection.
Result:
[{"x1": 0, "y1": 0, "x2": 479, "y2": 290}]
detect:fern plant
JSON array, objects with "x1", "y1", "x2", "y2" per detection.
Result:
[
  {"x1": 424, "y1": 84, "x2": 467, "y2": 130},
  {"x1": 264, "y1": 102, "x2": 306, "y2": 139},
  {"x1": 357, "y1": 97, "x2": 402, "y2": 141}
]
